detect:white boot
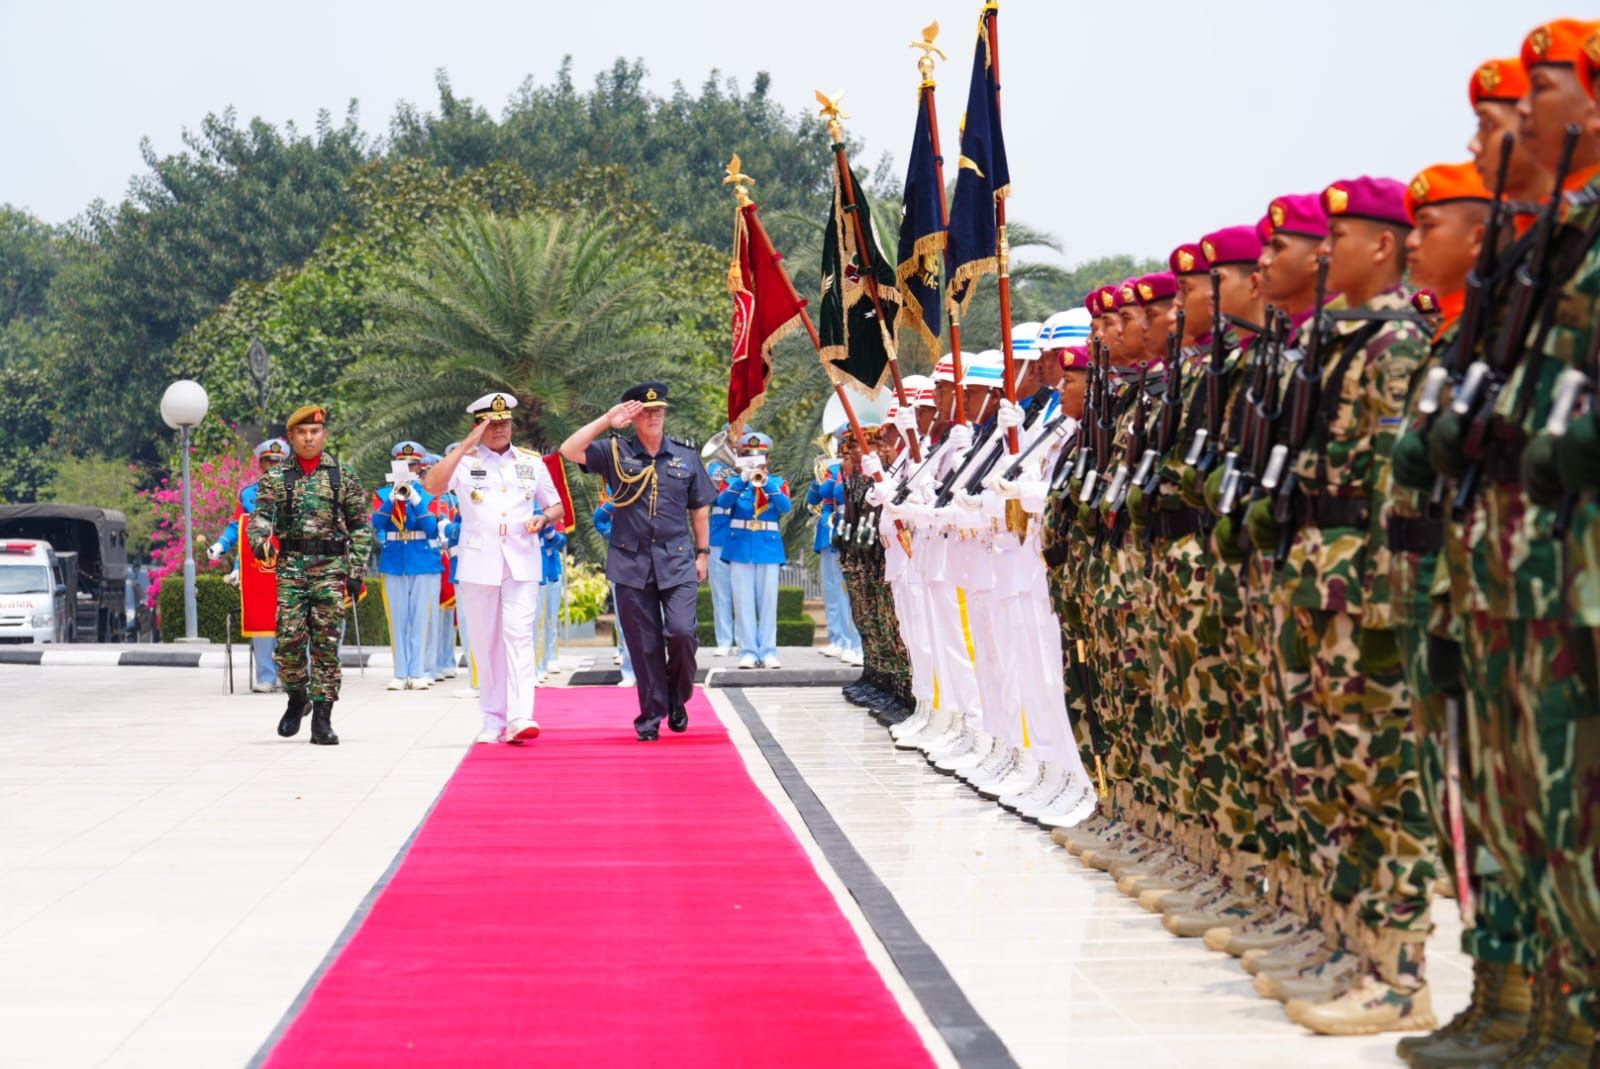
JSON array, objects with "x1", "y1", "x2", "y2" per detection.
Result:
[
  {"x1": 1014, "y1": 763, "x2": 1070, "y2": 816},
  {"x1": 896, "y1": 700, "x2": 952, "y2": 750},
  {"x1": 963, "y1": 744, "x2": 1018, "y2": 789},
  {"x1": 890, "y1": 698, "x2": 931, "y2": 742},
  {"x1": 986, "y1": 751, "x2": 1041, "y2": 801},
  {"x1": 938, "y1": 731, "x2": 996, "y2": 774}
]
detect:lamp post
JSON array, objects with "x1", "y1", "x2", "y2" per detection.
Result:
[{"x1": 160, "y1": 380, "x2": 210, "y2": 643}]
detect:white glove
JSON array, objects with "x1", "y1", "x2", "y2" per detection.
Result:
[
  {"x1": 224, "y1": 568, "x2": 240, "y2": 588},
  {"x1": 995, "y1": 477, "x2": 1020, "y2": 500},
  {"x1": 955, "y1": 487, "x2": 984, "y2": 511},
  {"x1": 859, "y1": 453, "x2": 883, "y2": 479},
  {"x1": 944, "y1": 422, "x2": 974, "y2": 453},
  {"x1": 207, "y1": 542, "x2": 225, "y2": 562},
  {"x1": 865, "y1": 482, "x2": 890, "y2": 508},
  {"x1": 894, "y1": 405, "x2": 917, "y2": 433},
  {"x1": 1018, "y1": 479, "x2": 1048, "y2": 515},
  {"x1": 996, "y1": 399, "x2": 1024, "y2": 431}
]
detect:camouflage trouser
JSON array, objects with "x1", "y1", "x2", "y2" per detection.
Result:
[
  {"x1": 275, "y1": 555, "x2": 348, "y2": 702},
  {"x1": 1403, "y1": 600, "x2": 1529, "y2": 968},
  {"x1": 1113, "y1": 541, "x2": 1161, "y2": 821},
  {"x1": 1212, "y1": 553, "x2": 1275, "y2": 865},
  {"x1": 1288, "y1": 608, "x2": 1435, "y2": 984},
  {"x1": 1520, "y1": 616, "x2": 1600, "y2": 1024},
  {"x1": 1272, "y1": 600, "x2": 1328, "y2": 896}
]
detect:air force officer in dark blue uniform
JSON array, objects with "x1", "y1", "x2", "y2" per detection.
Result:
[{"x1": 560, "y1": 382, "x2": 716, "y2": 740}]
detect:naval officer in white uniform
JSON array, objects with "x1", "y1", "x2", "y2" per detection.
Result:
[{"x1": 424, "y1": 392, "x2": 564, "y2": 744}]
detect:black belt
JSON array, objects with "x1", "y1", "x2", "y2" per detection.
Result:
[
  {"x1": 1291, "y1": 494, "x2": 1370, "y2": 530},
  {"x1": 1152, "y1": 510, "x2": 1203, "y2": 541},
  {"x1": 280, "y1": 537, "x2": 348, "y2": 557},
  {"x1": 1387, "y1": 515, "x2": 1443, "y2": 554}
]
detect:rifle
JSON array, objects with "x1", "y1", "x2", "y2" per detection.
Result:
[
  {"x1": 1104, "y1": 362, "x2": 1150, "y2": 520},
  {"x1": 1548, "y1": 325, "x2": 1600, "y2": 537},
  {"x1": 1191, "y1": 271, "x2": 1231, "y2": 477},
  {"x1": 1412, "y1": 135, "x2": 1517, "y2": 509},
  {"x1": 1221, "y1": 309, "x2": 1285, "y2": 516},
  {"x1": 1134, "y1": 326, "x2": 1187, "y2": 545},
  {"x1": 1263, "y1": 257, "x2": 1331, "y2": 567},
  {"x1": 1451, "y1": 124, "x2": 1580, "y2": 520}
]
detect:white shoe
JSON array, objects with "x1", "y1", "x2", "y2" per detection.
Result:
[
  {"x1": 738, "y1": 654, "x2": 758, "y2": 669},
  {"x1": 895, "y1": 703, "x2": 952, "y2": 750},
  {"x1": 444, "y1": 667, "x2": 458, "y2": 679},
  {"x1": 473, "y1": 729, "x2": 501, "y2": 744},
  {"x1": 618, "y1": 673, "x2": 636, "y2": 688},
  {"x1": 535, "y1": 673, "x2": 548, "y2": 686},
  {"x1": 250, "y1": 680, "x2": 274, "y2": 693},
  {"x1": 410, "y1": 677, "x2": 432, "y2": 690},
  {"x1": 613, "y1": 652, "x2": 624, "y2": 665},
  {"x1": 890, "y1": 700, "x2": 931, "y2": 741},
  {"x1": 841, "y1": 649, "x2": 864, "y2": 666},
  {"x1": 761, "y1": 654, "x2": 783, "y2": 669},
  {"x1": 454, "y1": 687, "x2": 480, "y2": 700},
  {"x1": 818, "y1": 644, "x2": 841, "y2": 659},
  {"x1": 505, "y1": 718, "x2": 540, "y2": 743},
  {"x1": 387, "y1": 678, "x2": 407, "y2": 691}
]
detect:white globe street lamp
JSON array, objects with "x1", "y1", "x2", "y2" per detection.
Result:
[{"x1": 160, "y1": 380, "x2": 210, "y2": 643}]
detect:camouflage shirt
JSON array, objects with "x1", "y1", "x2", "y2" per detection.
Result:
[
  {"x1": 1282, "y1": 288, "x2": 1426, "y2": 626},
  {"x1": 247, "y1": 454, "x2": 374, "y2": 574}
]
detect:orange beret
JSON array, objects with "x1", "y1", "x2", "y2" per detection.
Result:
[
  {"x1": 286, "y1": 404, "x2": 327, "y2": 430},
  {"x1": 1521, "y1": 19, "x2": 1600, "y2": 74},
  {"x1": 1406, "y1": 162, "x2": 1493, "y2": 224},
  {"x1": 1580, "y1": 27, "x2": 1600, "y2": 97},
  {"x1": 1468, "y1": 57, "x2": 1530, "y2": 107}
]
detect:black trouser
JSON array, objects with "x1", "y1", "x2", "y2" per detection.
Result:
[{"x1": 614, "y1": 578, "x2": 699, "y2": 731}]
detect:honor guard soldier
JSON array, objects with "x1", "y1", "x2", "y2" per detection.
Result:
[
  {"x1": 425, "y1": 393, "x2": 563, "y2": 744},
  {"x1": 719, "y1": 431, "x2": 792, "y2": 669},
  {"x1": 210, "y1": 436, "x2": 288, "y2": 692},
  {"x1": 247, "y1": 405, "x2": 373, "y2": 746},
  {"x1": 373, "y1": 441, "x2": 442, "y2": 691},
  {"x1": 561, "y1": 382, "x2": 718, "y2": 740}
]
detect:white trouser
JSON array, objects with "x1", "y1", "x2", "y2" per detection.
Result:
[
  {"x1": 967, "y1": 584, "x2": 1021, "y2": 744},
  {"x1": 1012, "y1": 585, "x2": 1094, "y2": 796},
  {"x1": 925, "y1": 579, "x2": 981, "y2": 725},
  {"x1": 892, "y1": 580, "x2": 934, "y2": 703},
  {"x1": 458, "y1": 578, "x2": 540, "y2": 732}
]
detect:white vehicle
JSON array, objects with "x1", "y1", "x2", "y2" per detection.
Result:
[{"x1": 0, "y1": 540, "x2": 68, "y2": 644}]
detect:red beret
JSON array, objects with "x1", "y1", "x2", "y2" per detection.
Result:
[
  {"x1": 1168, "y1": 242, "x2": 1210, "y2": 276},
  {"x1": 1199, "y1": 226, "x2": 1263, "y2": 268},
  {"x1": 1322, "y1": 176, "x2": 1411, "y2": 228},
  {"x1": 1059, "y1": 345, "x2": 1091, "y2": 371},
  {"x1": 1085, "y1": 290, "x2": 1103, "y2": 316},
  {"x1": 1521, "y1": 19, "x2": 1600, "y2": 74},
  {"x1": 1134, "y1": 272, "x2": 1177, "y2": 304},
  {"x1": 1266, "y1": 193, "x2": 1329, "y2": 240}
]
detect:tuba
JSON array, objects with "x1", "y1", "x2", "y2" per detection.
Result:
[{"x1": 701, "y1": 428, "x2": 739, "y2": 469}]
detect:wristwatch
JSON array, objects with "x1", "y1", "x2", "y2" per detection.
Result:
[{"x1": 694, "y1": 547, "x2": 710, "y2": 557}]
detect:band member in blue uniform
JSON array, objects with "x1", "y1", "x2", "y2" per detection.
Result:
[
  {"x1": 719, "y1": 431, "x2": 791, "y2": 670},
  {"x1": 372, "y1": 441, "x2": 442, "y2": 691},
  {"x1": 561, "y1": 381, "x2": 716, "y2": 740}
]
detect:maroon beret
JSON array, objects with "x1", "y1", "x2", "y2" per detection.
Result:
[
  {"x1": 1134, "y1": 272, "x2": 1177, "y2": 304},
  {"x1": 1169, "y1": 242, "x2": 1210, "y2": 276},
  {"x1": 1266, "y1": 193, "x2": 1329, "y2": 240},
  {"x1": 1199, "y1": 226, "x2": 1263, "y2": 268},
  {"x1": 1322, "y1": 176, "x2": 1411, "y2": 228}
]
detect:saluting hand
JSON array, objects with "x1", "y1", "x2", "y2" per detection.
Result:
[
  {"x1": 607, "y1": 401, "x2": 643, "y2": 429},
  {"x1": 462, "y1": 419, "x2": 490, "y2": 450}
]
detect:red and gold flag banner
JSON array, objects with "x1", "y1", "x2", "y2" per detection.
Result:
[
  {"x1": 727, "y1": 201, "x2": 807, "y2": 435},
  {"x1": 236, "y1": 509, "x2": 278, "y2": 637},
  {"x1": 543, "y1": 452, "x2": 577, "y2": 534}
]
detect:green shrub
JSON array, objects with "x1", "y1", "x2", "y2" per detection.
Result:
[
  {"x1": 776, "y1": 619, "x2": 817, "y2": 647},
  {"x1": 158, "y1": 572, "x2": 391, "y2": 645},
  {"x1": 777, "y1": 586, "x2": 804, "y2": 618},
  {"x1": 560, "y1": 562, "x2": 608, "y2": 625}
]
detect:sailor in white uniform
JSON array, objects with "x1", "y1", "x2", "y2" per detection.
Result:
[{"x1": 424, "y1": 392, "x2": 564, "y2": 744}]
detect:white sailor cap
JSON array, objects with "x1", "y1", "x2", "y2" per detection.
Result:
[
  {"x1": 1039, "y1": 309, "x2": 1093, "y2": 349},
  {"x1": 900, "y1": 373, "x2": 937, "y2": 408},
  {"x1": 964, "y1": 350, "x2": 1006, "y2": 387},
  {"x1": 467, "y1": 393, "x2": 518, "y2": 422},
  {"x1": 253, "y1": 437, "x2": 288, "y2": 461},
  {"x1": 1010, "y1": 322, "x2": 1044, "y2": 362}
]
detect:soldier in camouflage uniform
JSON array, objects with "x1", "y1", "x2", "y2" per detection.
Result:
[
  {"x1": 248, "y1": 404, "x2": 373, "y2": 746},
  {"x1": 1246, "y1": 177, "x2": 1437, "y2": 1033}
]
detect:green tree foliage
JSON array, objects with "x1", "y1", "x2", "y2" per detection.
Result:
[
  {"x1": 41, "y1": 455, "x2": 156, "y2": 555},
  {"x1": 350, "y1": 207, "x2": 708, "y2": 559},
  {"x1": 0, "y1": 206, "x2": 75, "y2": 502},
  {"x1": 50, "y1": 108, "x2": 372, "y2": 463},
  {"x1": 0, "y1": 206, "x2": 68, "y2": 325},
  {"x1": 387, "y1": 63, "x2": 882, "y2": 255}
]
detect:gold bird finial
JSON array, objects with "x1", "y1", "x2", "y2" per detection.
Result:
[
  {"x1": 722, "y1": 153, "x2": 756, "y2": 205},
  {"x1": 815, "y1": 90, "x2": 848, "y2": 142},
  {"x1": 911, "y1": 20, "x2": 947, "y2": 72}
]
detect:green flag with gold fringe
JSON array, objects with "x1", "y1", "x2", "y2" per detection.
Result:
[{"x1": 818, "y1": 161, "x2": 900, "y2": 394}]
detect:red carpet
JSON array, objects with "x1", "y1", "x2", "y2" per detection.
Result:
[{"x1": 262, "y1": 688, "x2": 935, "y2": 1068}]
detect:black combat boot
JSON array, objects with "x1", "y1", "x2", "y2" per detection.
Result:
[
  {"x1": 309, "y1": 701, "x2": 339, "y2": 746},
  {"x1": 278, "y1": 690, "x2": 310, "y2": 738}
]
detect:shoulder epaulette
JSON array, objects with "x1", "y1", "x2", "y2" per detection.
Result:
[{"x1": 669, "y1": 435, "x2": 696, "y2": 449}]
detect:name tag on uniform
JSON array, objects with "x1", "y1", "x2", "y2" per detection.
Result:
[{"x1": 470, "y1": 468, "x2": 487, "y2": 478}]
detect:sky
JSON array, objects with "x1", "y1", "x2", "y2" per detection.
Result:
[{"x1": 0, "y1": 0, "x2": 1561, "y2": 265}]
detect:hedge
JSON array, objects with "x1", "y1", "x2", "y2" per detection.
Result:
[
  {"x1": 158, "y1": 572, "x2": 391, "y2": 646},
  {"x1": 694, "y1": 583, "x2": 814, "y2": 647}
]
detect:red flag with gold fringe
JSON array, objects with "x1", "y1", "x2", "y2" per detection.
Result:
[{"x1": 727, "y1": 193, "x2": 807, "y2": 435}]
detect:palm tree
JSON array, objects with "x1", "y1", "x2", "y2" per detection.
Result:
[{"x1": 347, "y1": 208, "x2": 699, "y2": 558}]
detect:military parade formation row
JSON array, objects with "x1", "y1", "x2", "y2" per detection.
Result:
[{"x1": 816, "y1": 20, "x2": 1600, "y2": 1062}]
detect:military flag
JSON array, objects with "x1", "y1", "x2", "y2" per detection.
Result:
[
  {"x1": 945, "y1": 8, "x2": 1010, "y2": 315},
  {"x1": 896, "y1": 86, "x2": 946, "y2": 352},
  {"x1": 726, "y1": 156, "x2": 807, "y2": 432},
  {"x1": 819, "y1": 157, "x2": 901, "y2": 394}
]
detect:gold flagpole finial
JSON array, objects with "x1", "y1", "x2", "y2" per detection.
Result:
[
  {"x1": 723, "y1": 153, "x2": 757, "y2": 206},
  {"x1": 910, "y1": 20, "x2": 947, "y2": 82},
  {"x1": 815, "y1": 89, "x2": 849, "y2": 142}
]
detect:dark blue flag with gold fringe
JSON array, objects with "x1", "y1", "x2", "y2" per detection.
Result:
[
  {"x1": 895, "y1": 88, "x2": 946, "y2": 353},
  {"x1": 946, "y1": 9, "x2": 1009, "y2": 316}
]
